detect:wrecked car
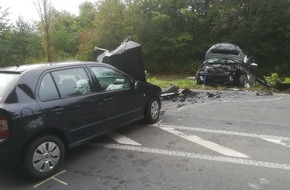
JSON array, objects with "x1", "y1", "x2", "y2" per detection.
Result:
[
  {"x1": 0, "y1": 40, "x2": 161, "y2": 179},
  {"x1": 196, "y1": 43, "x2": 258, "y2": 87}
]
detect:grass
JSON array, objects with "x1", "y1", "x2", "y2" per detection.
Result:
[
  {"x1": 147, "y1": 75, "x2": 289, "y2": 93},
  {"x1": 147, "y1": 76, "x2": 226, "y2": 90},
  {"x1": 284, "y1": 77, "x2": 290, "y2": 83}
]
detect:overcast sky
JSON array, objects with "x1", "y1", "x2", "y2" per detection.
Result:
[{"x1": 1, "y1": 0, "x2": 95, "y2": 22}]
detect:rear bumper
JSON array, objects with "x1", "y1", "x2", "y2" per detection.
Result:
[
  {"x1": 0, "y1": 148, "x2": 18, "y2": 167},
  {"x1": 0, "y1": 140, "x2": 21, "y2": 167}
]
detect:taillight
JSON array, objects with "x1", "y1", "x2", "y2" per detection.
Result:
[{"x1": 0, "y1": 114, "x2": 9, "y2": 140}]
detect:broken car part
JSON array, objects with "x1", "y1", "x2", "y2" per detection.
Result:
[
  {"x1": 196, "y1": 43, "x2": 258, "y2": 88},
  {"x1": 196, "y1": 43, "x2": 290, "y2": 90}
]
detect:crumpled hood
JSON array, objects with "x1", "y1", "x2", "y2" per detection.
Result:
[
  {"x1": 205, "y1": 43, "x2": 245, "y2": 62},
  {"x1": 94, "y1": 40, "x2": 146, "y2": 82}
]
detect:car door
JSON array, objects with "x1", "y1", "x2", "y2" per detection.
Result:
[
  {"x1": 89, "y1": 66, "x2": 143, "y2": 129},
  {"x1": 37, "y1": 67, "x2": 105, "y2": 145}
]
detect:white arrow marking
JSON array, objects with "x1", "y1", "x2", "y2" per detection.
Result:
[
  {"x1": 109, "y1": 132, "x2": 141, "y2": 146},
  {"x1": 154, "y1": 123, "x2": 290, "y2": 148},
  {"x1": 160, "y1": 127, "x2": 250, "y2": 158}
]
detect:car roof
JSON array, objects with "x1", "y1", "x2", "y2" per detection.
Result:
[{"x1": 0, "y1": 61, "x2": 110, "y2": 73}]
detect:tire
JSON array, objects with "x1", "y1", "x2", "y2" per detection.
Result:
[
  {"x1": 23, "y1": 135, "x2": 65, "y2": 179},
  {"x1": 196, "y1": 75, "x2": 203, "y2": 85},
  {"x1": 144, "y1": 97, "x2": 161, "y2": 124},
  {"x1": 239, "y1": 74, "x2": 250, "y2": 88}
]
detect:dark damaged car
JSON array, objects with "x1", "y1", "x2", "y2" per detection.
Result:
[
  {"x1": 196, "y1": 43, "x2": 258, "y2": 87},
  {"x1": 0, "y1": 41, "x2": 161, "y2": 179}
]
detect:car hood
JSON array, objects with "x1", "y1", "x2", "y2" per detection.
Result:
[
  {"x1": 94, "y1": 40, "x2": 146, "y2": 82},
  {"x1": 205, "y1": 43, "x2": 245, "y2": 62}
]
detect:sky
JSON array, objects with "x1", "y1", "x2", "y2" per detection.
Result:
[{"x1": 1, "y1": 0, "x2": 96, "y2": 23}]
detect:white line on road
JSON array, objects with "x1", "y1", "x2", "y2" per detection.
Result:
[
  {"x1": 154, "y1": 124, "x2": 290, "y2": 141},
  {"x1": 263, "y1": 138, "x2": 290, "y2": 148},
  {"x1": 108, "y1": 132, "x2": 141, "y2": 146},
  {"x1": 89, "y1": 143, "x2": 290, "y2": 171},
  {"x1": 33, "y1": 170, "x2": 67, "y2": 188},
  {"x1": 160, "y1": 127, "x2": 250, "y2": 158}
]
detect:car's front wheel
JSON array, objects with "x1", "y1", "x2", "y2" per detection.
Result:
[
  {"x1": 144, "y1": 97, "x2": 161, "y2": 124},
  {"x1": 23, "y1": 135, "x2": 65, "y2": 179},
  {"x1": 239, "y1": 74, "x2": 250, "y2": 88}
]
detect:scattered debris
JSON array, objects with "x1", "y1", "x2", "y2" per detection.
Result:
[
  {"x1": 256, "y1": 91, "x2": 273, "y2": 96},
  {"x1": 207, "y1": 92, "x2": 221, "y2": 98},
  {"x1": 161, "y1": 85, "x2": 198, "y2": 102}
]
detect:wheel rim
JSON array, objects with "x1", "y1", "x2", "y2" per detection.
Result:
[
  {"x1": 32, "y1": 142, "x2": 60, "y2": 173},
  {"x1": 151, "y1": 100, "x2": 159, "y2": 120}
]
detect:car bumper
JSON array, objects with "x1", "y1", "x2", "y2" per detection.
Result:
[
  {"x1": 197, "y1": 73, "x2": 231, "y2": 83},
  {"x1": 0, "y1": 140, "x2": 21, "y2": 167}
]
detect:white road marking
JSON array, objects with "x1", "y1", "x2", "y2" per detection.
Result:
[
  {"x1": 154, "y1": 124, "x2": 290, "y2": 141},
  {"x1": 33, "y1": 170, "x2": 67, "y2": 188},
  {"x1": 89, "y1": 143, "x2": 290, "y2": 171},
  {"x1": 109, "y1": 132, "x2": 141, "y2": 146},
  {"x1": 160, "y1": 127, "x2": 250, "y2": 158},
  {"x1": 52, "y1": 177, "x2": 68, "y2": 185},
  {"x1": 263, "y1": 138, "x2": 290, "y2": 148}
]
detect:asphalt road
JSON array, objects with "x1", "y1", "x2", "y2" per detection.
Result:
[{"x1": 1, "y1": 90, "x2": 290, "y2": 190}]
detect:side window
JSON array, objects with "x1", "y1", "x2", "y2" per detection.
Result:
[
  {"x1": 90, "y1": 67, "x2": 131, "y2": 91},
  {"x1": 39, "y1": 74, "x2": 59, "y2": 101},
  {"x1": 51, "y1": 68, "x2": 92, "y2": 98}
]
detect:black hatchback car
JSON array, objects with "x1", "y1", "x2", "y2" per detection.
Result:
[{"x1": 0, "y1": 61, "x2": 161, "y2": 179}]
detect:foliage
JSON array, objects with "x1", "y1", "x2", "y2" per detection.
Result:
[
  {"x1": 1, "y1": 0, "x2": 290, "y2": 79},
  {"x1": 147, "y1": 76, "x2": 195, "y2": 89},
  {"x1": 51, "y1": 11, "x2": 79, "y2": 60},
  {"x1": 265, "y1": 73, "x2": 280, "y2": 86},
  {"x1": 35, "y1": 0, "x2": 54, "y2": 62},
  {"x1": 0, "y1": 7, "x2": 10, "y2": 35}
]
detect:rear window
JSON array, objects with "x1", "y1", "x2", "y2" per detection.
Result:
[{"x1": 0, "y1": 73, "x2": 19, "y2": 102}]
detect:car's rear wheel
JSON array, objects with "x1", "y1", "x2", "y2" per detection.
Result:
[
  {"x1": 23, "y1": 135, "x2": 65, "y2": 179},
  {"x1": 144, "y1": 97, "x2": 161, "y2": 124}
]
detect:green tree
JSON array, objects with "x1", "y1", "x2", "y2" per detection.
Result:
[
  {"x1": 76, "y1": 1, "x2": 97, "y2": 60},
  {"x1": 11, "y1": 17, "x2": 43, "y2": 63},
  {"x1": 35, "y1": 0, "x2": 54, "y2": 62},
  {"x1": 206, "y1": 0, "x2": 290, "y2": 75},
  {"x1": 51, "y1": 11, "x2": 78, "y2": 60},
  {"x1": 93, "y1": 0, "x2": 127, "y2": 49},
  {"x1": 0, "y1": 7, "x2": 12, "y2": 66},
  {"x1": 0, "y1": 17, "x2": 43, "y2": 66},
  {"x1": 78, "y1": 1, "x2": 96, "y2": 29},
  {"x1": 0, "y1": 7, "x2": 10, "y2": 35},
  {"x1": 139, "y1": 0, "x2": 194, "y2": 73}
]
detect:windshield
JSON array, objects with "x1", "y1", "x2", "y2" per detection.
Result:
[{"x1": 0, "y1": 73, "x2": 19, "y2": 102}]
